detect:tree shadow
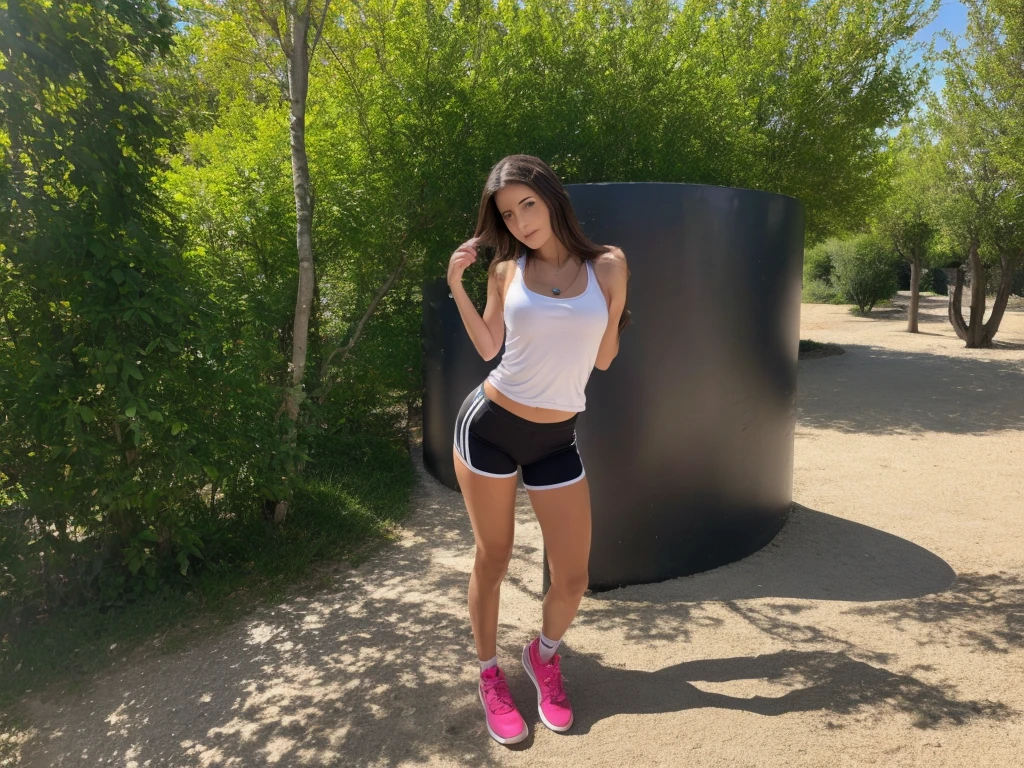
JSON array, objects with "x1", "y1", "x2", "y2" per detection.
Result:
[
  {"x1": 845, "y1": 571, "x2": 1024, "y2": 655},
  {"x1": 842, "y1": 296, "x2": 1024, "y2": 349},
  {"x1": 857, "y1": 294, "x2": 950, "y2": 324},
  {"x1": 16, "y1": 466, "x2": 1018, "y2": 765},
  {"x1": 568, "y1": 509, "x2": 1020, "y2": 735},
  {"x1": 576, "y1": 503, "x2": 956, "y2": 646},
  {"x1": 19, "y1": 455, "x2": 540, "y2": 766},
  {"x1": 797, "y1": 344, "x2": 1024, "y2": 434}
]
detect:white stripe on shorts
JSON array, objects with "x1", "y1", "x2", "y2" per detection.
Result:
[
  {"x1": 454, "y1": 387, "x2": 479, "y2": 457},
  {"x1": 457, "y1": 388, "x2": 486, "y2": 465}
]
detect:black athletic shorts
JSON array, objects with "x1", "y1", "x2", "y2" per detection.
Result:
[{"x1": 453, "y1": 384, "x2": 585, "y2": 490}]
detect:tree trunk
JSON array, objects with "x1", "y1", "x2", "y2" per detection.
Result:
[
  {"x1": 275, "y1": 11, "x2": 315, "y2": 523},
  {"x1": 947, "y1": 266, "x2": 969, "y2": 341},
  {"x1": 966, "y1": 239, "x2": 987, "y2": 348},
  {"x1": 907, "y1": 252, "x2": 921, "y2": 333},
  {"x1": 980, "y1": 249, "x2": 1022, "y2": 347}
]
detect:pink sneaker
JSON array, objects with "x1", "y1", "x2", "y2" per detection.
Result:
[
  {"x1": 522, "y1": 638, "x2": 573, "y2": 731},
  {"x1": 478, "y1": 666, "x2": 528, "y2": 744}
]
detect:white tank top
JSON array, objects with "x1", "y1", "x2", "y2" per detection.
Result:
[{"x1": 486, "y1": 253, "x2": 609, "y2": 412}]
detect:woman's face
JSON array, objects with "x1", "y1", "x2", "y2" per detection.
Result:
[{"x1": 494, "y1": 182, "x2": 553, "y2": 249}]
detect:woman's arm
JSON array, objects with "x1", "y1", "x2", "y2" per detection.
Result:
[
  {"x1": 593, "y1": 247, "x2": 629, "y2": 371},
  {"x1": 448, "y1": 248, "x2": 509, "y2": 362}
]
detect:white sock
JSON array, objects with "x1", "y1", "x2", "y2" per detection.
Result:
[
  {"x1": 538, "y1": 632, "x2": 560, "y2": 663},
  {"x1": 479, "y1": 655, "x2": 498, "y2": 673}
]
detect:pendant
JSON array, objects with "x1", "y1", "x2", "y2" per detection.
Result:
[{"x1": 551, "y1": 287, "x2": 561, "y2": 296}]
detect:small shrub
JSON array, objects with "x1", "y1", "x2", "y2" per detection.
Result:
[{"x1": 831, "y1": 234, "x2": 901, "y2": 313}]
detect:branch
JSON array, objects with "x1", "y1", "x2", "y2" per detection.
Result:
[
  {"x1": 324, "y1": 38, "x2": 377, "y2": 157},
  {"x1": 274, "y1": 398, "x2": 288, "y2": 422},
  {"x1": 316, "y1": 247, "x2": 410, "y2": 402},
  {"x1": 239, "y1": 10, "x2": 289, "y2": 96},
  {"x1": 250, "y1": 0, "x2": 286, "y2": 55},
  {"x1": 982, "y1": 250, "x2": 1014, "y2": 341},
  {"x1": 308, "y1": 0, "x2": 332, "y2": 60},
  {"x1": 281, "y1": 0, "x2": 292, "y2": 56},
  {"x1": 947, "y1": 266, "x2": 969, "y2": 341},
  {"x1": 316, "y1": 185, "x2": 429, "y2": 402}
]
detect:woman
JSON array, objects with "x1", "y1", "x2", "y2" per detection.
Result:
[{"x1": 447, "y1": 155, "x2": 629, "y2": 744}]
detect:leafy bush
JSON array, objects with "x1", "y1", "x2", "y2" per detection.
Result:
[
  {"x1": 830, "y1": 234, "x2": 901, "y2": 312},
  {"x1": 804, "y1": 241, "x2": 836, "y2": 284},
  {"x1": 0, "y1": 2, "x2": 299, "y2": 611}
]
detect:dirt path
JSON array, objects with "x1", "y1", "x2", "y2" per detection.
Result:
[{"x1": 11, "y1": 294, "x2": 1024, "y2": 767}]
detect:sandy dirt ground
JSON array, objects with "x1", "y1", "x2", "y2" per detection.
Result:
[{"x1": 9, "y1": 293, "x2": 1024, "y2": 767}]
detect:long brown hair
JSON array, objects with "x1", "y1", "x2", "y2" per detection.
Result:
[
  {"x1": 472, "y1": 154, "x2": 606, "y2": 268},
  {"x1": 471, "y1": 154, "x2": 631, "y2": 333}
]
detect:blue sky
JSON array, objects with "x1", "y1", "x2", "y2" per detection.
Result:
[{"x1": 912, "y1": 0, "x2": 970, "y2": 96}]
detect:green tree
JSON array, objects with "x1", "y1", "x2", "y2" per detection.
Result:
[
  {"x1": 930, "y1": 0, "x2": 1024, "y2": 347},
  {"x1": 802, "y1": 238, "x2": 844, "y2": 303},
  {"x1": 676, "y1": 0, "x2": 937, "y2": 240},
  {"x1": 874, "y1": 124, "x2": 940, "y2": 332},
  {"x1": 0, "y1": 0, "x2": 204, "y2": 602},
  {"x1": 804, "y1": 241, "x2": 836, "y2": 285},
  {"x1": 182, "y1": 0, "x2": 338, "y2": 522}
]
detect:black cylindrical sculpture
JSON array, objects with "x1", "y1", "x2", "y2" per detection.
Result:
[
  {"x1": 422, "y1": 183, "x2": 804, "y2": 590},
  {"x1": 421, "y1": 279, "x2": 503, "y2": 490}
]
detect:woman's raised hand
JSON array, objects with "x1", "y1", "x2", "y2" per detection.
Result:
[{"x1": 447, "y1": 237, "x2": 481, "y2": 287}]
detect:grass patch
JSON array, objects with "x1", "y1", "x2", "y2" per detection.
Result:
[
  {"x1": 799, "y1": 339, "x2": 845, "y2": 360},
  {"x1": 0, "y1": 422, "x2": 415, "y2": 719},
  {"x1": 847, "y1": 303, "x2": 902, "y2": 317}
]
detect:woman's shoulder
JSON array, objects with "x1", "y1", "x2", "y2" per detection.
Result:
[
  {"x1": 591, "y1": 246, "x2": 628, "y2": 276},
  {"x1": 488, "y1": 258, "x2": 520, "y2": 298},
  {"x1": 489, "y1": 257, "x2": 517, "y2": 278}
]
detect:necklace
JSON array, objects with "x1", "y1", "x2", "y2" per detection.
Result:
[
  {"x1": 551, "y1": 261, "x2": 584, "y2": 295},
  {"x1": 532, "y1": 252, "x2": 584, "y2": 295}
]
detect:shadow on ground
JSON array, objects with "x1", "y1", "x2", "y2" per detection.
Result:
[
  {"x1": 566, "y1": 646, "x2": 1015, "y2": 735},
  {"x1": 583, "y1": 503, "x2": 956, "y2": 614},
  {"x1": 846, "y1": 571, "x2": 1024, "y2": 655},
  {"x1": 859, "y1": 294, "x2": 950, "y2": 324},
  {"x1": 20, "y1": 460, "x2": 505, "y2": 766},
  {"x1": 570, "y1": 502, "x2": 1019, "y2": 734},
  {"x1": 575, "y1": 502, "x2": 1019, "y2": 658},
  {"x1": 567, "y1": 565, "x2": 1022, "y2": 733},
  {"x1": 860, "y1": 295, "x2": 1024, "y2": 341},
  {"x1": 18, "y1": 458, "x2": 1021, "y2": 765},
  {"x1": 797, "y1": 343, "x2": 1024, "y2": 434}
]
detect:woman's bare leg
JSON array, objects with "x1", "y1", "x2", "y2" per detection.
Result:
[
  {"x1": 527, "y1": 476, "x2": 592, "y2": 641},
  {"x1": 454, "y1": 449, "x2": 520, "y2": 661}
]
